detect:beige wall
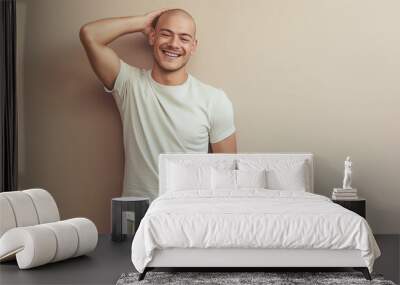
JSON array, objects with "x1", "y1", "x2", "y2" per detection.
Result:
[{"x1": 17, "y1": 0, "x2": 400, "y2": 234}]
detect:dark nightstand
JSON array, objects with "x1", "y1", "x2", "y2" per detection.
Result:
[
  {"x1": 332, "y1": 197, "x2": 366, "y2": 218},
  {"x1": 111, "y1": 197, "x2": 150, "y2": 242}
]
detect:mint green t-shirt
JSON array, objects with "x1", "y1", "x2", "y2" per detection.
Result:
[{"x1": 104, "y1": 60, "x2": 235, "y2": 200}]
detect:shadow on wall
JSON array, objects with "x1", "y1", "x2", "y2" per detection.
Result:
[{"x1": 313, "y1": 154, "x2": 341, "y2": 197}]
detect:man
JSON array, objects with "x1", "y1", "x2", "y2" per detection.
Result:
[{"x1": 80, "y1": 9, "x2": 237, "y2": 200}]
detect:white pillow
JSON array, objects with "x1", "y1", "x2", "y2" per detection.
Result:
[
  {"x1": 237, "y1": 169, "x2": 267, "y2": 188},
  {"x1": 166, "y1": 159, "x2": 236, "y2": 192},
  {"x1": 211, "y1": 168, "x2": 236, "y2": 190},
  {"x1": 238, "y1": 159, "x2": 308, "y2": 191},
  {"x1": 267, "y1": 164, "x2": 306, "y2": 191},
  {"x1": 211, "y1": 168, "x2": 268, "y2": 190},
  {"x1": 167, "y1": 163, "x2": 211, "y2": 191}
]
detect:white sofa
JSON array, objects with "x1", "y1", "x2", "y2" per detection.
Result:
[{"x1": 0, "y1": 188, "x2": 98, "y2": 269}]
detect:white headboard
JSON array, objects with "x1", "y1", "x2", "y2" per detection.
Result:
[{"x1": 158, "y1": 153, "x2": 314, "y2": 195}]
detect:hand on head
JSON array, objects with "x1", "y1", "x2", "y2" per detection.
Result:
[{"x1": 141, "y1": 8, "x2": 169, "y2": 38}]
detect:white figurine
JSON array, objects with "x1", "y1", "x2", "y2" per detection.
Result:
[{"x1": 342, "y1": 156, "x2": 352, "y2": 189}]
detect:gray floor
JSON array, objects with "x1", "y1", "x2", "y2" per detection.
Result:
[
  {"x1": 374, "y1": 235, "x2": 400, "y2": 284},
  {"x1": 0, "y1": 235, "x2": 399, "y2": 285},
  {"x1": 0, "y1": 235, "x2": 133, "y2": 285}
]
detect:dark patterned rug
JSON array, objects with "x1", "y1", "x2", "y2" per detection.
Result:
[{"x1": 116, "y1": 271, "x2": 396, "y2": 285}]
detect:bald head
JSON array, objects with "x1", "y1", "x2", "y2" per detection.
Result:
[{"x1": 152, "y1": 9, "x2": 196, "y2": 37}]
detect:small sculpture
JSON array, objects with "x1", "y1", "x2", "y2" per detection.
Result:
[{"x1": 342, "y1": 156, "x2": 352, "y2": 189}]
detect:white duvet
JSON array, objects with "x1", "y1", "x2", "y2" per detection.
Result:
[{"x1": 131, "y1": 189, "x2": 380, "y2": 273}]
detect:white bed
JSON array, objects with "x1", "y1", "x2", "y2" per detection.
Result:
[{"x1": 131, "y1": 153, "x2": 380, "y2": 280}]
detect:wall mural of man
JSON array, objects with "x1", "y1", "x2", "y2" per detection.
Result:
[{"x1": 80, "y1": 8, "x2": 237, "y2": 200}]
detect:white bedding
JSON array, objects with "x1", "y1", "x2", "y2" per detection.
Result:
[{"x1": 131, "y1": 189, "x2": 380, "y2": 273}]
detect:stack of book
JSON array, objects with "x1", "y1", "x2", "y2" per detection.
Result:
[{"x1": 332, "y1": 188, "x2": 358, "y2": 200}]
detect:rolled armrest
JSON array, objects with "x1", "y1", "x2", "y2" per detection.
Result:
[
  {"x1": 0, "y1": 225, "x2": 57, "y2": 268},
  {"x1": 0, "y1": 189, "x2": 60, "y2": 238},
  {"x1": 0, "y1": 218, "x2": 98, "y2": 269}
]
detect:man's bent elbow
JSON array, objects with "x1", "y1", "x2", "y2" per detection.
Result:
[
  {"x1": 210, "y1": 133, "x2": 237, "y2": 153},
  {"x1": 79, "y1": 24, "x2": 93, "y2": 45}
]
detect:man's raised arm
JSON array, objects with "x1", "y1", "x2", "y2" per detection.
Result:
[{"x1": 79, "y1": 9, "x2": 166, "y2": 90}]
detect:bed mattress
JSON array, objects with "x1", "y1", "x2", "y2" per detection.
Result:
[{"x1": 131, "y1": 189, "x2": 380, "y2": 273}]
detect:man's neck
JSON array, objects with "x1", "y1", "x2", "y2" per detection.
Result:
[{"x1": 151, "y1": 65, "x2": 188, "y2": 86}]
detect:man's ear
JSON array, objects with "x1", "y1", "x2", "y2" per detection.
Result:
[
  {"x1": 190, "y1": 39, "x2": 198, "y2": 55},
  {"x1": 148, "y1": 29, "x2": 156, "y2": 46}
]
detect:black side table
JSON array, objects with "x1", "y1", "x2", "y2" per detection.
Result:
[
  {"x1": 111, "y1": 197, "x2": 150, "y2": 242},
  {"x1": 332, "y1": 197, "x2": 366, "y2": 218}
]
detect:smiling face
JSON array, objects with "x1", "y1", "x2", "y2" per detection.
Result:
[{"x1": 149, "y1": 10, "x2": 197, "y2": 73}]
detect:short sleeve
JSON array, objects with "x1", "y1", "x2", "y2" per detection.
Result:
[
  {"x1": 209, "y1": 90, "x2": 236, "y2": 143},
  {"x1": 103, "y1": 59, "x2": 140, "y2": 98}
]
